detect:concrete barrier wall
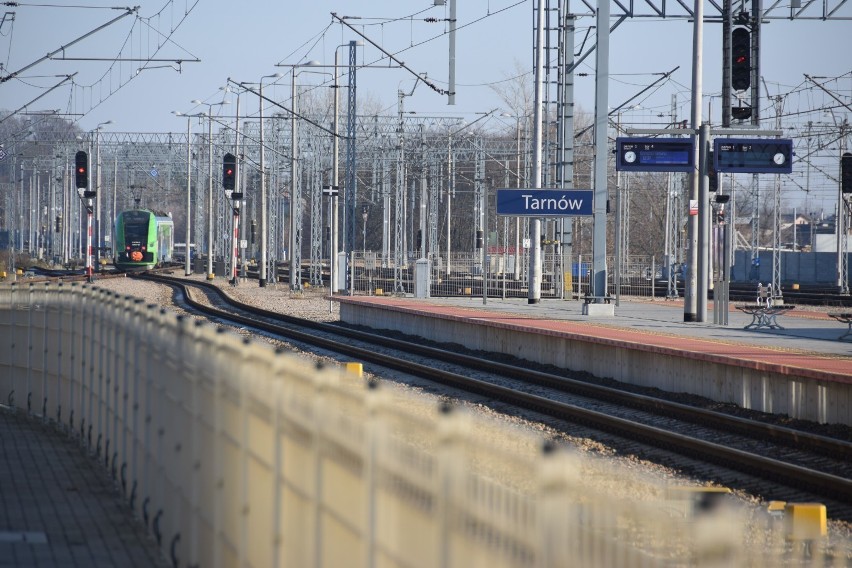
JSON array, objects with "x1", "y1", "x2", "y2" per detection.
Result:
[{"x1": 0, "y1": 283, "x2": 841, "y2": 566}]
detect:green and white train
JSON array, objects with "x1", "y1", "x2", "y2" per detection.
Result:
[{"x1": 113, "y1": 209, "x2": 174, "y2": 271}]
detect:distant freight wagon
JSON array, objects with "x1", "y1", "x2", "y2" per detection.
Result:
[{"x1": 113, "y1": 209, "x2": 174, "y2": 271}]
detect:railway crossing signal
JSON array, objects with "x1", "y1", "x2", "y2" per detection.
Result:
[
  {"x1": 75, "y1": 151, "x2": 89, "y2": 190},
  {"x1": 842, "y1": 152, "x2": 852, "y2": 194}
]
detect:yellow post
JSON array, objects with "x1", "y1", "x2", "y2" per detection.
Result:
[
  {"x1": 785, "y1": 503, "x2": 827, "y2": 540},
  {"x1": 344, "y1": 362, "x2": 363, "y2": 378}
]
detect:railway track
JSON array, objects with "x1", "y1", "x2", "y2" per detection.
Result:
[{"x1": 139, "y1": 272, "x2": 852, "y2": 521}]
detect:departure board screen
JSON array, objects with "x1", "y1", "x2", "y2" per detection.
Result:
[
  {"x1": 713, "y1": 138, "x2": 793, "y2": 174},
  {"x1": 616, "y1": 138, "x2": 694, "y2": 172}
]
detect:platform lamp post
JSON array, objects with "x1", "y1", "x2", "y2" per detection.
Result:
[
  {"x1": 172, "y1": 111, "x2": 203, "y2": 276},
  {"x1": 283, "y1": 62, "x2": 329, "y2": 291},
  {"x1": 255, "y1": 73, "x2": 282, "y2": 287},
  {"x1": 331, "y1": 41, "x2": 363, "y2": 294},
  {"x1": 191, "y1": 99, "x2": 229, "y2": 279},
  {"x1": 501, "y1": 112, "x2": 524, "y2": 281},
  {"x1": 275, "y1": 56, "x2": 357, "y2": 291}
]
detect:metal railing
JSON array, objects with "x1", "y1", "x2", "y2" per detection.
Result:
[
  {"x1": 347, "y1": 252, "x2": 660, "y2": 300},
  {"x1": 1, "y1": 282, "x2": 846, "y2": 566}
]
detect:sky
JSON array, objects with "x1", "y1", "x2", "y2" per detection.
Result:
[{"x1": 1, "y1": 0, "x2": 851, "y2": 204}]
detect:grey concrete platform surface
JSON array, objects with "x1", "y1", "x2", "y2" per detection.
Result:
[
  {"x1": 0, "y1": 409, "x2": 168, "y2": 568},
  {"x1": 418, "y1": 296, "x2": 852, "y2": 356}
]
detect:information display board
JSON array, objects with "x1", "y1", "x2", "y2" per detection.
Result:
[
  {"x1": 615, "y1": 137, "x2": 695, "y2": 173},
  {"x1": 713, "y1": 138, "x2": 793, "y2": 174}
]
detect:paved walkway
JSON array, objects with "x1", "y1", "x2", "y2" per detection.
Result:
[{"x1": 0, "y1": 409, "x2": 167, "y2": 568}]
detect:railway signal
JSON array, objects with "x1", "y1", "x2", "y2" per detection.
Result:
[
  {"x1": 75, "y1": 151, "x2": 89, "y2": 190},
  {"x1": 707, "y1": 151, "x2": 718, "y2": 192},
  {"x1": 842, "y1": 152, "x2": 852, "y2": 194},
  {"x1": 731, "y1": 27, "x2": 751, "y2": 92},
  {"x1": 223, "y1": 153, "x2": 236, "y2": 191},
  {"x1": 731, "y1": 106, "x2": 752, "y2": 121}
]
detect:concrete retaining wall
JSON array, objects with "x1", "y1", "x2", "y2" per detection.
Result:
[{"x1": 338, "y1": 301, "x2": 851, "y2": 426}]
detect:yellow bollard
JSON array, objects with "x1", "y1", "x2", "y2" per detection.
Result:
[
  {"x1": 767, "y1": 500, "x2": 786, "y2": 519},
  {"x1": 785, "y1": 503, "x2": 827, "y2": 540},
  {"x1": 206, "y1": 273, "x2": 215, "y2": 280},
  {"x1": 374, "y1": 288, "x2": 383, "y2": 296},
  {"x1": 344, "y1": 362, "x2": 363, "y2": 378}
]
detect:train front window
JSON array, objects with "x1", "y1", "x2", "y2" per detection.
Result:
[{"x1": 123, "y1": 212, "x2": 149, "y2": 246}]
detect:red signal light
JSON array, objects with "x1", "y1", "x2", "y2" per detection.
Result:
[
  {"x1": 75, "y1": 151, "x2": 89, "y2": 189},
  {"x1": 223, "y1": 153, "x2": 237, "y2": 190},
  {"x1": 731, "y1": 27, "x2": 751, "y2": 91}
]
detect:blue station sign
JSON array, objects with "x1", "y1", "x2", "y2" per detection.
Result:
[
  {"x1": 616, "y1": 137, "x2": 695, "y2": 173},
  {"x1": 496, "y1": 189, "x2": 594, "y2": 217}
]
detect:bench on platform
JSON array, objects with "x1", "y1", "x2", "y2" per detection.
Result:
[
  {"x1": 582, "y1": 294, "x2": 613, "y2": 305},
  {"x1": 828, "y1": 312, "x2": 852, "y2": 341},
  {"x1": 736, "y1": 304, "x2": 795, "y2": 330}
]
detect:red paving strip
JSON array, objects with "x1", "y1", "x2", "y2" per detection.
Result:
[{"x1": 337, "y1": 296, "x2": 852, "y2": 384}]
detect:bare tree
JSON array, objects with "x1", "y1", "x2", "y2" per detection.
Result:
[{"x1": 490, "y1": 59, "x2": 534, "y2": 118}]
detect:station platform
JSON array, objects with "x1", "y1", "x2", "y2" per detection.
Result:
[{"x1": 333, "y1": 295, "x2": 852, "y2": 426}]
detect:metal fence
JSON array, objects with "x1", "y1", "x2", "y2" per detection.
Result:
[
  {"x1": 2, "y1": 283, "x2": 847, "y2": 567},
  {"x1": 348, "y1": 252, "x2": 661, "y2": 300}
]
